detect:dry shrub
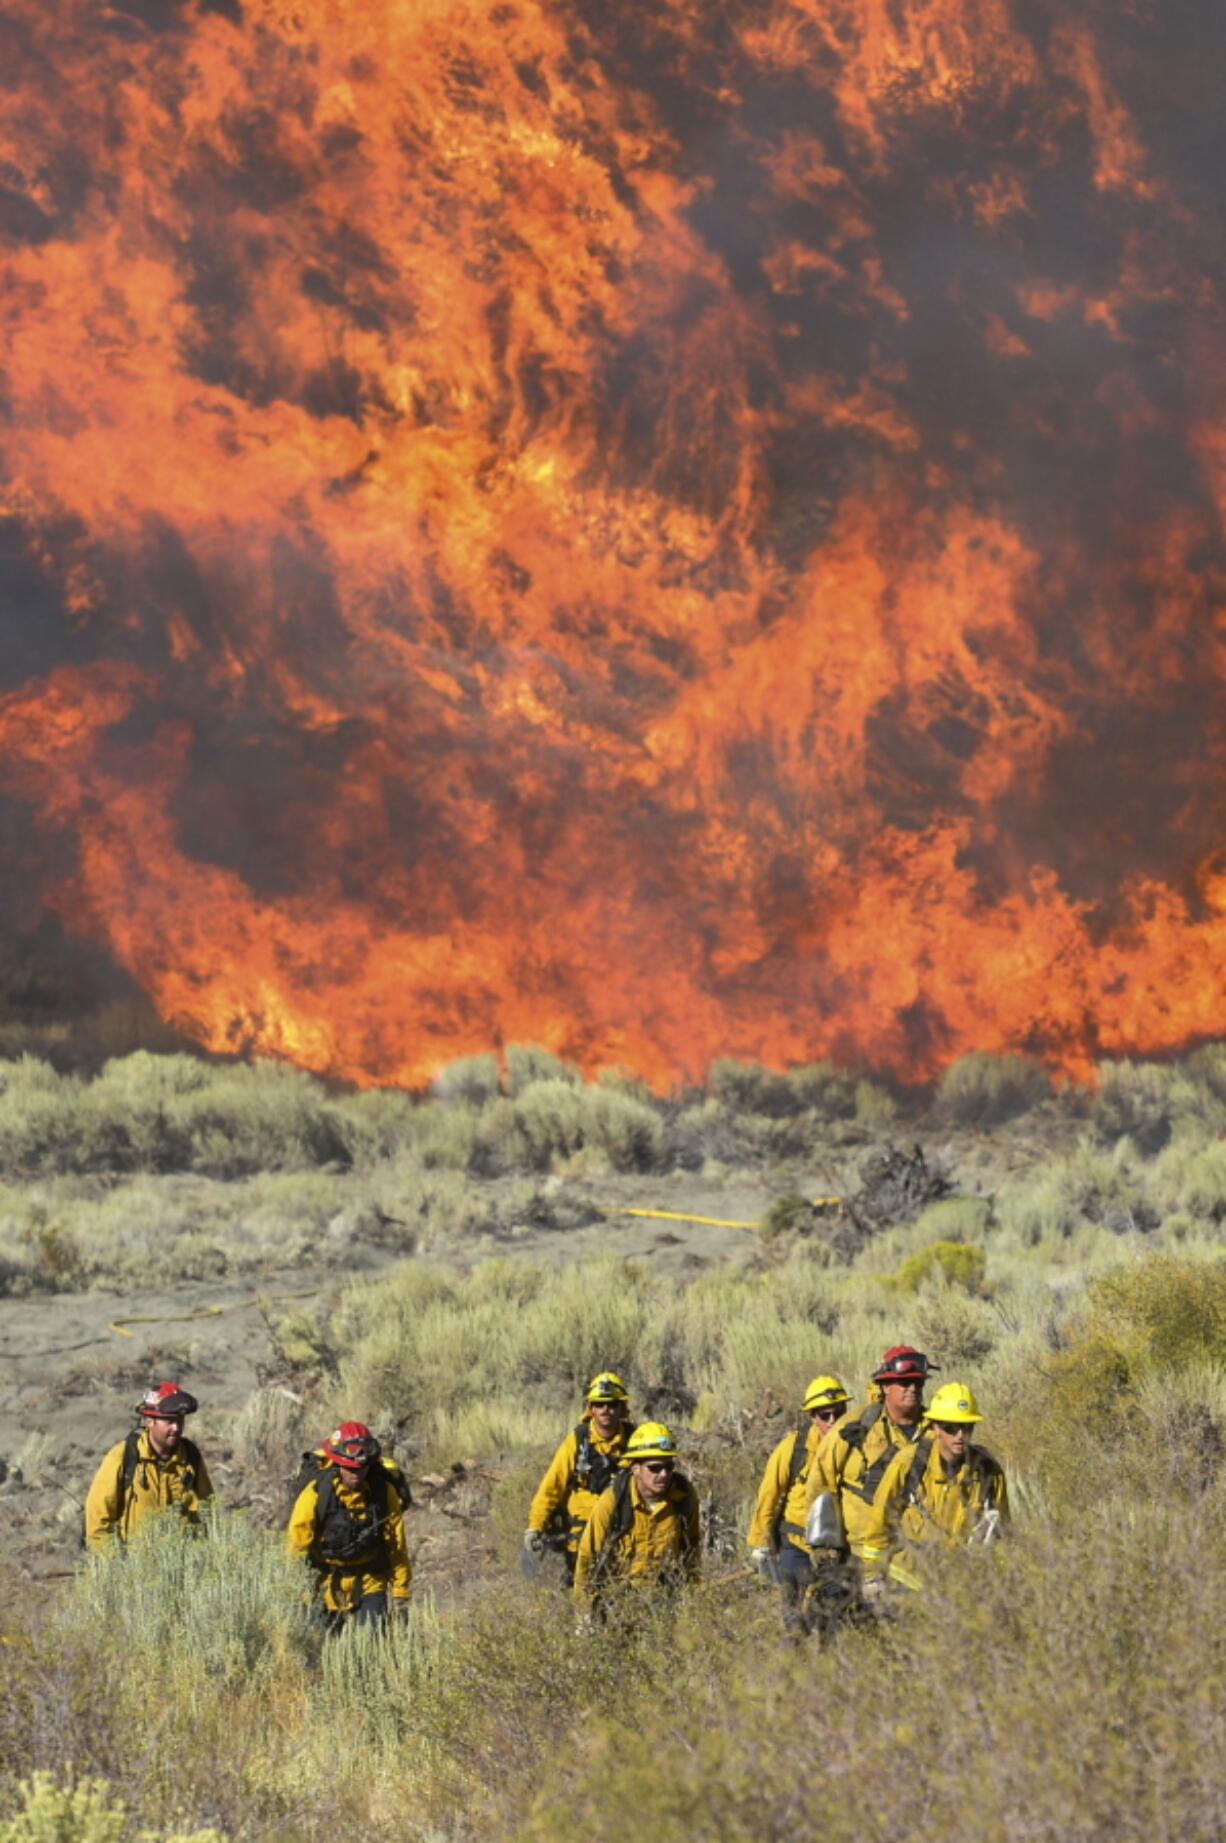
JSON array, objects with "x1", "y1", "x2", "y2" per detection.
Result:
[
  {"x1": 1150, "y1": 1137, "x2": 1226, "y2": 1225},
  {"x1": 666, "y1": 1097, "x2": 761, "y2": 1170},
  {"x1": 504, "y1": 1045, "x2": 581, "y2": 1095},
  {"x1": 522, "y1": 1507, "x2": 1226, "y2": 1843},
  {"x1": 0, "y1": 1055, "x2": 354, "y2": 1180},
  {"x1": 1090, "y1": 1057, "x2": 1224, "y2": 1153},
  {"x1": 936, "y1": 1051, "x2": 1052, "y2": 1124},
  {"x1": 912, "y1": 1195, "x2": 993, "y2": 1240},
  {"x1": 707, "y1": 1058, "x2": 799, "y2": 1116},
  {"x1": 782, "y1": 1060, "x2": 860, "y2": 1118},
  {"x1": 429, "y1": 1051, "x2": 502, "y2": 1105},
  {"x1": 995, "y1": 1144, "x2": 1156, "y2": 1244},
  {"x1": 911, "y1": 1288, "x2": 998, "y2": 1369}
]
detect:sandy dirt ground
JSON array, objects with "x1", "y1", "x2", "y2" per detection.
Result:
[{"x1": 0, "y1": 1172, "x2": 775, "y2": 1584}]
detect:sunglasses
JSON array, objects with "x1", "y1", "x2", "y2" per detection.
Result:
[
  {"x1": 640, "y1": 1460, "x2": 675, "y2": 1474},
  {"x1": 812, "y1": 1406, "x2": 843, "y2": 1421},
  {"x1": 932, "y1": 1420, "x2": 969, "y2": 1435}
]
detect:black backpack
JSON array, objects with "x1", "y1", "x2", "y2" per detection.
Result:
[
  {"x1": 835, "y1": 1403, "x2": 908, "y2": 1505},
  {"x1": 571, "y1": 1421, "x2": 624, "y2": 1499},
  {"x1": 292, "y1": 1451, "x2": 410, "y2": 1571}
]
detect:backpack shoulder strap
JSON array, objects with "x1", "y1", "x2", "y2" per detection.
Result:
[
  {"x1": 180, "y1": 1436, "x2": 202, "y2": 1492},
  {"x1": 838, "y1": 1401, "x2": 882, "y2": 1452},
  {"x1": 786, "y1": 1420, "x2": 810, "y2": 1490},
  {"x1": 844, "y1": 1405, "x2": 903, "y2": 1503},
  {"x1": 608, "y1": 1466, "x2": 634, "y2": 1542},
  {"x1": 310, "y1": 1462, "x2": 336, "y2": 1521},
  {"x1": 672, "y1": 1471, "x2": 698, "y2": 1556},
  {"x1": 901, "y1": 1435, "x2": 933, "y2": 1505},
  {"x1": 590, "y1": 1468, "x2": 634, "y2": 1585},
  {"x1": 116, "y1": 1430, "x2": 142, "y2": 1521},
  {"x1": 969, "y1": 1444, "x2": 1002, "y2": 1497}
]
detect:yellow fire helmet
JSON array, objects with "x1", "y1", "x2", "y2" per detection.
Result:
[
  {"x1": 585, "y1": 1371, "x2": 630, "y2": 1404},
  {"x1": 802, "y1": 1374, "x2": 851, "y2": 1412},
  {"x1": 925, "y1": 1382, "x2": 983, "y2": 1425},
  {"x1": 623, "y1": 1422, "x2": 677, "y2": 1463}
]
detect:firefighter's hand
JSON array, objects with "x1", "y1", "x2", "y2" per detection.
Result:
[
  {"x1": 860, "y1": 1575, "x2": 890, "y2": 1611},
  {"x1": 523, "y1": 1529, "x2": 546, "y2": 1556},
  {"x1": 390, "y1": 1595, "x2": 412, "y2": 1621},
  {"x1": 749, "y1": 1546, "x2": 772, "y2": 1577}
]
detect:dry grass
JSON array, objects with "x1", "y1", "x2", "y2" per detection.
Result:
[{"x1": 3, "y1": 1047, "x2": 1226, "y2": 1837}]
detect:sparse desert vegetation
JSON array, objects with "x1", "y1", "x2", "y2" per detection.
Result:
[{"x1": 0, "y1": 1044, "x2": 1224, "y2": 1838}]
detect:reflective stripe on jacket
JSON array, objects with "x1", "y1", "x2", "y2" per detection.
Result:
[
  {"x1": 84, "y1": 1431, "x2": 214, "y2": 1551},
  {"x1": 573, "y1": 1474, "x2": 700, "y2": 1602},
  {"x1": 287, "y1": 1467, "x2": 412, "y2": 1613},
  {"x1": 802, "y1": 1409, "x2": 919, "y2": 1558},
  {"x1": 860, "y1": 1438, "x2": 1009, "y2": 1579},
  {"x1": 745, "y1": 1421, "x2": 825, "y2": 1552},
  {"x1": 527, "y1": 1416, "x2": 629, "y2": 1552}
]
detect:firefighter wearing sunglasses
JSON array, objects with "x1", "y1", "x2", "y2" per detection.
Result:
[
  {"x1": 745, "y1": 1375, "x2": 851, "y2": 1631},
  {"x1": 801, "y1": 1346, "x2": 939, "y2": 1568},
  {"x1": 859, "y1": 1383, "x2": 1009, "y2": 1595},
  {"x1": 525, "y1": 1372, "x2": 633, "y2": 1582},
  {"x1": 573, "y1": 1423, "x2": 700, "y2": 1608}
]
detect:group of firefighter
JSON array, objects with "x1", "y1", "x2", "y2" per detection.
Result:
[{"x1": 82, "y1": 1343, "x2": 1007, "y2": 1632}]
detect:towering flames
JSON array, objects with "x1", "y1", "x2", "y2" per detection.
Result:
[{"x1": 0, "y1": 0, "x2": 1224, "y2": 1086}]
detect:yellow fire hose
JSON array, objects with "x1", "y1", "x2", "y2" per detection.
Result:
[
  {"x1": 598, "y1": 1199, "x2": 841, "y2": 1231},
  {"x1": 107, "y1": 1286, "x2": 325, "y2": 1338}
]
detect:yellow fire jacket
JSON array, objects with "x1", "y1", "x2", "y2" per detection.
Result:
[
  {"x1": 745, "y1": 1420, "x2": 828, "y2": 1553},
  {"x1": 287, "y1": 1466, "x2": 412, "y2": 1613},
  {"x1": 528, "y1": 1414, "x2": 630, "y2": 1553},
  {"x1": 573, "y1": 1472, "x2": 701, "y2": 1603},
  {"x1": 84, "y1": 1430, "x2": 214, "y2": 1551},
  {"x1": 802, "y1": 1407, "x2": 922, "y2": 1558},
  {"x1": 860, "y1": 1437, "x2": 1009, "y2": 1581}
]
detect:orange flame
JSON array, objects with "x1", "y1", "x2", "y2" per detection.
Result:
[{"x1": 0, "y1": 0, "x2": 1223, "y2": 1085}]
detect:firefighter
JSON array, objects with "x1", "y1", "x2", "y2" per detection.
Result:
[
  {"x1": 745, "y1": 1375, "x2": 851, "y2": 1632},
  {"x1": 573, "y1": 1422, "x2": 700, "y2": 1610},
  {"x1": 84, "y1": 1381, "x2": 214, "y2": 1552},
  {"x1": 801, "y1": 1345, "x2": 939, "y2": 1570},
  {"x1": 287, "y1": 1421, "x2": 411, "y2": 1629},
  {"x1": 525, "y1": 1372, "x2": 632, "y2": 1581},
  {"x1": 860, "y1": 1382, "x2": 1008, "y2": 1596}
]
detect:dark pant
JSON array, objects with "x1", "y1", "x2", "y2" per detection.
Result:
[
  {"x1": 773, "y1": 1543, "x2": 815, "y2": 1634},
  {"x1": 324, "y1": 1590, "x2": 388, "y2": 1634},
  {"x1": 804, "y1": 1553, "x2": 864, "y2": 1639}
]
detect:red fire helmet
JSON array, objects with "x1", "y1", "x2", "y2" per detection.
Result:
[
  {"x1": 322, "y1": 1421, "x2": 381, "y2": 1468},
  {"x1": 135, "y1": 1381, "x2": 199, "y2": 1418},
  {"x1": 871, "y1": 1346, "x2": 938, "y2": 1384}
]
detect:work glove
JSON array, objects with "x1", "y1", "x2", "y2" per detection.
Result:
[
  {"x1": 749, "y1": 1546, "x2": 773, "y2": 1578},
  {"x1": 860, "y1": 1575, "x2": 890, "y2": 1611},
  {"x1": 523, "y1": 1529, "x2": 547, "y2": 1556},
  {"x1": 390, "y1": 1595, "x2": 412, "y2": 1621}
]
